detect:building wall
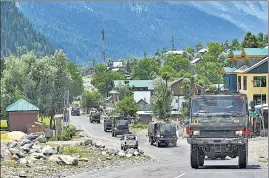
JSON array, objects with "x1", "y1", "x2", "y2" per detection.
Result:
[
  {"x1": 224, "y1": 74, "x2": 237, "y2": 92},
  {"x1": 171, "y1": 96, "x2": 185, "y2": 111},
  {"x1": 238, "y1": 73, "x2": 268, "y2": 104},
  {"x1": 171, "y1": 80, "x2": 182, "y2": 96},
  {"x1": 8, "y1": 111, "x2": 38, "y2": 133},
  {"x1": 138, "y1": 101, "x2": 150, "y2": 111}
]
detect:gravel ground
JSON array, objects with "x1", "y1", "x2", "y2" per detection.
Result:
[{"x1": 248, "y1": 136, "x2": 268, "y2": 167}]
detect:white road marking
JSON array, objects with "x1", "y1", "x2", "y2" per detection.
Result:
[{"x1": 174, "y1": 173, "x2": 186, "y2": 178}]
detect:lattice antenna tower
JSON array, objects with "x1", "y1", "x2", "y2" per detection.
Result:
[{"x1": 101, "y1": 28, "x2": 106, "y2": 64}]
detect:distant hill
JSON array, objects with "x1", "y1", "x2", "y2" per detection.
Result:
[
  {"x1": 15, "y1": 2, "x2": 266, "y2": 64},
  {"x1": 1, "y1": 2, "x2": 54, "y2": 58}
]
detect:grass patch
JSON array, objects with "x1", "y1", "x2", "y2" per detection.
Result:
[
  {"x1": 38, "y1": 116, "x2": 50, "y2": 127},
  {"x1": 0, "y1": 160, "x2": 22, "y2": 168},
  {"x1": 59, "y1": 145, "x2": 90, "y2": 158}
]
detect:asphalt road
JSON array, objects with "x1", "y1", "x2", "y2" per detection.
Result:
[{"x1": 69, "y1": 116, "x2": 268, "y2": 178}]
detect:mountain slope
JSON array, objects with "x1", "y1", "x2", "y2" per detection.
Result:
[
  {"x1": 1, "y1": 2, "x2": 54, "y2": 58},
  {"x1": 16, "y1": 1, "x2": 247, "y2": 64},
  {"x1": 182, "y1": 1, "x2": 268, "y2": 34}
]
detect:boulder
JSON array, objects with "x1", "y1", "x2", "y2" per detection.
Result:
[
  {"x1": 9, "y1": 141, "x2": 19, "y2": 148},
  {"x1": 118, "y1": 150, "x2": 126, "y2": 157},
  {"x1": 79, "y1": 157, "x2": 89, "y2": 162},
  {"x1": 20, "y1": 143, "x2": 33, "y2": 152},
  {"x1": 31, "y1": 153, "x2": 46, "y2": 159},
  {"x1": 19, "y1": 158, "x2": 28, "y2": 165},
  {"x1": 42, "y1": 145, "x2": 58, "y2": 156},
  {"x1": 133, "y1": 151, "x2": 139, "y2": 156},
  {"x1": 12, "y1": 154, "x2": 20, "y2": 161},
  {"x1": 126, "y1": 153, "x2": 132, "y2": 158},
  {"x1": 101, "y1": 151, "x2": 107, "y2": 156},
  {"x1": 19, "y1": 139, "x2": 31, "y2": 146},
  {"x1": 107, "y1": 149, "x2": 116, "y2": 156},
  {"x1": 95, "y1": 144, "x2": 105, "y2": 149},
  {"x1": 84, "y1": 138, "x2": 92, "y2": 146},
  {"x1": 34, "y1": 135, "x2": 47, "y2": 143},
  {"x1": 138, "y1": 149, "x2": 144, "y2": 154},
  {"x1": 1, "y1": 142, "x2": 12, "y2": 160},
  {"x1": 49, "y1": 155, "x2": 78, "y2": 165},
  {"x1": 127, "y1": 148, "x2": 135, "y2": 155}
]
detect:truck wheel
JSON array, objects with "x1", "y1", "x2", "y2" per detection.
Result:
[
  {"x1": 149, "y1": 138, "x2": 153, "y2": 145},
  {"x1": 198, "y1": 153, "x2": 204, "y2": 166},
  {"x1": 156, "y1": 141, "x2": 160, "y2": 148},
  {"x1": 112, "y1": 132, "x2": 115, "y2": 137},
  {"x1": 90, "y1": 119, "x2": 93, "y2": 123},
  {"x1": 172, "y1": 140, "x2": 177, "y2": 147},
  {"x1": 238, "y1": 144, "x2": 248, "y2": 168},
  {"x1": 190, "y1": 145, "x2": 199, "y2": 169}
]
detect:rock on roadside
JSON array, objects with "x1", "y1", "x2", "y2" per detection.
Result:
[{"x1": 48, "y1": 154, "x2": 78, "y2": 165}]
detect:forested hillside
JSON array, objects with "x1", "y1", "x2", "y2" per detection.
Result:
[{"x1": 1, "y1": 2, "x2": 54, "y2": 58}]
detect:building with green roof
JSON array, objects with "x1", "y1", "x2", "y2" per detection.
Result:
[{"x1": 6, "y1": 99, "x2": 40, "y2": 133}]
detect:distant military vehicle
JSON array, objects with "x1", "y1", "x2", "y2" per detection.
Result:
[
  {"x1": 89, "y1": 110, "x2": 101, "y2": 123},
  {"x1": 111, "y1": 116, "x2": 130, "y2": 137},
  {"x1": 148, "y1": 121, "x2": 177, "y2": 147},
  {"x1": 71, "y1": 107, "x2": 80, "y2": 116},
  {"x1": 103, "y1": 117, "x2": 112, "y2": 132},
  {"x1": 120, "y1": 134, "x2": 138, "y2": 151},
  {"x1": 186, "y1": 92, "x2": 249, "y2": 169}
]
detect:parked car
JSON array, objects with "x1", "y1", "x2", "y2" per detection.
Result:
[
  {"x1": 89, "y1": 110, "x2": 101, "y2": 123},
  {"x1": 120, "y1": 134, "x2": 138, "y2": 151}
]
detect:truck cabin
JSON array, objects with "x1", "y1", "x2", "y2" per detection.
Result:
[
  {"x1": 190, "y1": 93, "x2": 249, "y2": 125},
  {"x1": 153, "y1": 122, "x2": 177, "y2": 135}
]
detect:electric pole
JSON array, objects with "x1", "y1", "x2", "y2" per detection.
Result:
[
  {"x1": 172, "y1": 36, "x2": 175, "y2": 51},
  {"x1": 101, "y1": 28, "x2": 106, "y2": 65}
]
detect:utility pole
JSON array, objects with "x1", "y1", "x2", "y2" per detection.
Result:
[
  {"x1": 172, "y1": 36, "x2": 175, "y2": 51},
  {"x1": 101, "y1": 28, "x2": 106, "y2": 65}
]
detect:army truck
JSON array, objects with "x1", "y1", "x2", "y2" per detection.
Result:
[
  {"x1": 103, "y1": 117, "x2": 112, "y2": 132},
  {"x1": 148, "y1": 121, "x2": 177, "y2": 147},
  {"x1": 89, "y1": 110, "x2": 101, "y2": 123},
  {"x1": 186, "y1": 92, "x2": 250, "y2": 169},
  {"x1": 111, "y1": 116, "x2": 130, "y2": 137}
]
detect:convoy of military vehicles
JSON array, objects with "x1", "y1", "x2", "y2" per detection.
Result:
[{"x1": 71, "y1": 90, "x2": 252, "y2": 169}]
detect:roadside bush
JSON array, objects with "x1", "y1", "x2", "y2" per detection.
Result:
[{"x1": 58, "y1": 125, "x2": 77, "y2": 141}]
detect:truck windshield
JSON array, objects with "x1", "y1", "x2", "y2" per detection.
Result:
[
  {"x1": 192, "y1": 95, "x2": 247, "y2": 117},
  {"x1": 160, "y1": 123, "x2": 176, "y2": 132},
  {"x1": 117, "y1": 120, "x2": 128, "y2": 125}
]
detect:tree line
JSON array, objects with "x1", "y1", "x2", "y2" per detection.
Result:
[{"x1": 0, "y1": 50, "x2": 84, "y2": 121}]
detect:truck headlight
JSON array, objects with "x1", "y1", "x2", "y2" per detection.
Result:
[
  {"x1": 235, "y1": 130, "x2": 243, "y2": 136},
  {"x1": 192, "y1": 131, "x2": 200, "y2": 136}
]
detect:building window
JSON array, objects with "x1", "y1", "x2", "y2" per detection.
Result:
[
  {"x1": 243, "y1": 76, "x2": 247, "y2": 90},
  {"x1": 253, "y1": 76, "x2": 266, "y2": 87},
  {"x1": 253, "y1": 94, "x2": 266, "y2": 105},
  {"x1": 238, "y1": 76, "x2": 241, "y2": 89}
]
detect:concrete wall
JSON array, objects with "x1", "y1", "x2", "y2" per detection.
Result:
[{"x1": 8, "y1": 111, "x2": 38, "y2": 133}]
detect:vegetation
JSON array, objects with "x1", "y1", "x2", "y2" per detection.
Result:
[
  {"x1": 1, "y1": 2, "x2": 54, "y2": 58},
  {"x1": 116, "y1": 96, "x2": 139, "y2": 117},
  {"x1": 150, "y1": 76, "x2": 173, "y2": 120},
  {"x1": 81, "y1": 91, "x2": 103, "y2": 113},
  {"x1": 0, "y1": 50, "x2": 84, "y2": 121}
]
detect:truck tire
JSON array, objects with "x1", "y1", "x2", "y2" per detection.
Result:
[
  {"x1": 156, "y1": 140, "x2": 160, "y2": 148},
  {"x1": 190, "y1": 145, "x2": 199, "y2": 169},
  {"x1": 149, "y1": 138, "x2": 153, "y2": 145},
  {"x1": 112, "y1": 132, "x2": 115, "y2": 137},
  {"x1": 198, "y1": 153, "x2": 204, "y2": 166},
  {"x1": 172, "y1": 140, "x2": 177, "y2": 147},
  {"x1": 238, "y1": 144, "x2": 248, "y2": 168}
]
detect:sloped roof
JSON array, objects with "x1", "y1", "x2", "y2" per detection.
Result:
[
  {"x1": 243, "y1": 48, "x2": 268, "y2": 56},
  {"x1": 242, "y1": 57, "x2": 268, "y2": 73},
  {"x1": 222, "y1": 67, "x2": 237, "y2": 73},
  {"x1": 234, "y1": 65, "x2": 249, "y2": 73},
  {"x1": 6, "y1": 99, "x2": 40, "y2": 112}
]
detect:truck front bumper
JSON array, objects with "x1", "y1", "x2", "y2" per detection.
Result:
[
  {"x1": 158, "y1": 137, "x2": 177, "y2": 144},
  {"x1": 187, "y1": 137, "x2": 248, "y2": 145}
]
